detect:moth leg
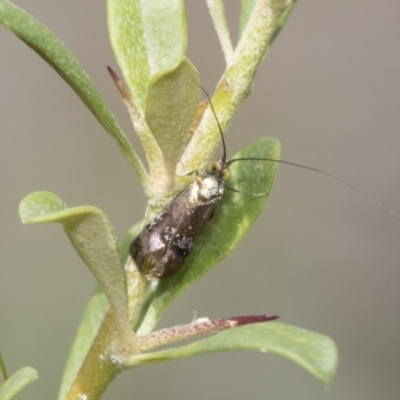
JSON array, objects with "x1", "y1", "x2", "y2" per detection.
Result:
[
  {"x1": 225, "y1": 186, "x2": 271, "y2": 197},
  {"x1": 225, "y1": 185, "x2": 240, "y2": 193},
  {"x1": 175, "y1": 168, "x2": 199, "y2": 182},
  {"x1": 146, "y1": 261, "x2": 167, "y2": 280},
  {"x1": 185, "y1": 169, "x2": 199, "y2": 177}
]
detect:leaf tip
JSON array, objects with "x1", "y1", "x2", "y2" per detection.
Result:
[
  {"x1": 229, "y1": 314, "x2": 279, "y2": 327},
  {"x1": 19, "y1": 191, "x2": 66, "y2": 224}
]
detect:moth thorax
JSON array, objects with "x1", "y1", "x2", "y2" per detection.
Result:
[{"x1": 197, "y1": 175, "x2": 223, "y2": 201}]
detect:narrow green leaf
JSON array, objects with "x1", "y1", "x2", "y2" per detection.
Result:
[
  {"x1": 107, "y1": 0, "x2": 187, "y2": 110},
  {"x1": 206, "y1": 0, "x2": 234, "y2": 64},
  {"x1": 239, "y1": 0, "x2": 256, "y2": 38},
  {"x1": 146, "y1": 58, "x2": 200, "y2": 171},
  {"x1": 0, "y1": 0, "x2": 147, "y2": 183},
  {"x1": 58, "y1": 287, "x2": 109, "y2": 400},
  {"x1": 0, "y1": 351, "x2": 7, "y2": 385},
  {"x1": 268, "y1": 0, "x2": 297, "y2": 45},
  {"x1": 0, "y1": 367, "x2": 38, "y2": 400},
  {"x1": 141, "y1": 137, "x2": 280, "y2": 330},
  {"x1": 135, "y1": 323, "x2": 338, "y2": 388},
  {"x1": 18, "y1": 191, "x2": 130, "y2": 339}
]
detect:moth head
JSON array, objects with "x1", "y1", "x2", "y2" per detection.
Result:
[{"x1": 207, "y1": 161, "x2": 231, "y2": 181}]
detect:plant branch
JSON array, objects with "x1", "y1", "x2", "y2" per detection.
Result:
[{"x1": 206, "y1": 0, "x2": 234, "y2": 65}]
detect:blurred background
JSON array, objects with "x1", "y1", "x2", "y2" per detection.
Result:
[{"x1": 1, "y1": 1, "x2": 400, "y2": 399}]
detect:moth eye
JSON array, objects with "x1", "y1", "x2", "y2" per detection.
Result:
[
  {"x1": 221, "y1": 168, "x2": 231, "y2": 181},
  {"x1": 208, "y1": 161, "x2": 221, "y2": 173}
]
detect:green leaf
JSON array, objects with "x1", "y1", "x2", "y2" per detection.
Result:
[
  {"x1": 59, "y1": 224, "x2": 142, "y2": 400},
  {"x1": 0, "y1": 0, "x2": 147, "y2": 183},
  {"x1": 58, "y1": 287, "x2": 109, "y2": 400},
  {"x1": 107, "y1": 0, "x2": 187, "y2": 110},
  {"x1": 0, "y1": 351, "x2": 7, "y2": 385},
  {"x1": 239, "y1": 0, "x2": 256, "y2": 37},
  {"x1": 0, "y1": 367, "x2": 38, "y2": 400},
  {"x1": 135, "y1": 323, "x2": 338, "y2": 388},
  {"x1": 18, "y1": 191, "x2": 131, "y2": 339},
  {"x1": 141, "y1": 137, "x2": 280, "y2": 331},
  {"x1": 146, "y1": 58, "x2": 201, "y2": 172}
]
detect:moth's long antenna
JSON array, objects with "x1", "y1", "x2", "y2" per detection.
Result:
[
  {"x1": 198, "y1": 86, "x2": 228, "y2": 164},
  {"x1": 229, "y1": 157, "x2": 400, "y2": 220},
  {"x1": 199, "y1": 84, "x2": 399, "y2": 220}
]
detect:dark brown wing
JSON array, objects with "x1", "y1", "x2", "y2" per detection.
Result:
[{"x1": 130, "y1": 179, "x2": 222, "y2": 279}]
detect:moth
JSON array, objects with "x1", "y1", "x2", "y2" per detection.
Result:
[
  {"x1": 130, "y1": 94, "x2": 250, "y2": 280},
  {"x1": 129, "y1": 109, "x2": 400, "y2": 281},
  {"x1": 107, "y1": 67, "x2": 399, "y2": 282}
]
